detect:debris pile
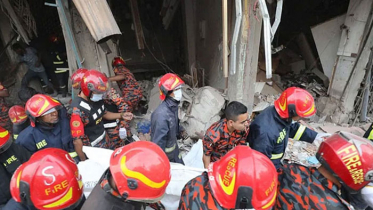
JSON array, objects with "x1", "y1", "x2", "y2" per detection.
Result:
[{"x1": 283, "y1": 139, "x2": 320, "y2": 167}]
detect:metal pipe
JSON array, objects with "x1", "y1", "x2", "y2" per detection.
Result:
[
  {"x1": 229, "y1": 0, "x2": 242, "y2": 75},
  {"x1": 360, "y1": 70, "x2": 371, "y2": 122},
  {"x1": 270, "y1": 0, "x2": 283, "y2": 41},
  {"x1": 258, "y1": 0, "x2": 272, "y2": 79},
  {"x1": 222, "y1": 0, "x2": 228, "y2": 78}
]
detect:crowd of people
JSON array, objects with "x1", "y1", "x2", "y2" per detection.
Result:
[{"x1": 0, "y1": 50, "x2": 372, "y2": 210}]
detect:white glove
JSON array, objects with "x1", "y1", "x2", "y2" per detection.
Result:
[
  {"x1": 119, "y1": 128, "x2": 127, "y2": 139},
  {"x1": 313, "y1": 133, "x2": 332, "y2": 146}
]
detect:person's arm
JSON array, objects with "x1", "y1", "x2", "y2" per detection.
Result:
[
  {"x1": 109, "y1": 74, "x2": 125, "y2": 82},
  {"x1": 202, "y1": 132, "x2": 215, "y2": 169},
  {"x1": 150, "y1": 113, "x2": 169, "y2": 151},
  {"x1": 289, "y1": 122, "x2": 317, "y2": 143},
  {"x1": 70, "y1": 113, "x2": 86, "y2": 161},
  {"x1": 247, "y1": 124, "x2": 274, "y2": 159},
  {"x1": 0, "y1": 88, "x2": 9, "y2": 97},
  {"x1": 103, "y1": 111, "x2": 133, "y2": 121}
]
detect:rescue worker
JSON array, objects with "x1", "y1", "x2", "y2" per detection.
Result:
[
  {"x1": 0, "y1": 82, "x2": 12, "y2": 133},
  {"x1": 109, "y1": 56, "x2": 143, "y2": 112},
  {"x1": 81, "y1": 141, "x2": 171, "y2": 210},
  {"x1": 151, "y1": 73, "x2": 187, "y2": 164},
  {"x1": 11, "y1": 43, "x2": 55, "y2": 94},
  {"x1": 10, "y1": 148, "x2": 85, "y2": 210},
  {"x1": 0, "y1": 126, "x2": 31, "y2": 209},
  {"x1": 70, "y1": 69, "x2": 133, "y2": 161},
  {"x1": 8, "y1": 105, "x2": 29, "y2": 140},
  {"x1": 363, "y1": 123, "x2": 373, "y2": 141},
  {"x1": 16, "y1": 94, "x2": 79, "y2": 162},
  {"x1": 179, "y1": 146, "x2": 278, "y2": 210},
  {"x1": 247, "y1": 87, "x2": 320, "y2": 169},
  {"x1": 275, "y1": 131, "x2": 373, "y2": 209},
  {"x1": 202, "y1": 101, "x2": 249, "y2": 168}
]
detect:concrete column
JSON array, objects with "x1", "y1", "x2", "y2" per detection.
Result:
[
  {"x1": 182, "y1": 0, "x2": 196, "y2": 76},
  {"x1": 227, "y1": 0, "x2": 263, "y2": 113}
]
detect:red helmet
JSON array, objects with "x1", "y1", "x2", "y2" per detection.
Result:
[
  {"x1": 10, "y1": 148, "x2": 83, "y2": 210},
  {"x1": 25, "y1": 94, "x2": 62, "y2": 127},
  {"x1": 208, "y1": 146, "x2": 278, "y2": 209},
  {"x1": 316, "y1": 131, "x2": 373, "y2": 192},
  {"x1": 0, "y1": 126, "x2": 12, "y2": 153},
  {"x1": 8, "y1": 105, "x2": 28, "y2": 125},
  {"x1": 274, "y1": 87, "x2": 316, "y2": 118},
  {"x1": 80, "y1": 69, "x2": 108, "y2": 97},
  {"x1": 158, "y1": 73, "x2": 184, "y2": 100},
  {"x1": 110, "y1": 141, "x2": 171, "y2": 201},
  {"x1": 71, "y1": 68, "x2": 88, "y2": 90},
  {"x1": 112, "y1": 56, "x2": 126, "y2": 68}
]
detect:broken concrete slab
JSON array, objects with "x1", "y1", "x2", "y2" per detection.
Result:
[
  {"x1": 252, "y1": 101, "x2": 270, "y2": 113},
  {"x1": 311, "y1": 68, "x2": 329, "y2": 87}
]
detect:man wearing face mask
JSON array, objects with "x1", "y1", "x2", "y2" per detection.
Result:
[
  {"x1": 202, "y1": 101, "x2": 249, "y2": 169},
  {"x1": 15, "y1": 94, "x2": 79, "y2": 161},
  {"x1": 70, "y1": 69, "x2": 133, "y2": 161},
  {"x1": 151, "y1": 73, "x2": 187, "y2": 164}
]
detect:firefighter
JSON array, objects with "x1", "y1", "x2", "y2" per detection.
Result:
[
  {"x1": 363, "y1": 123, "x2": 373, "y2": 141},
  {"x1": 81, "y1": 141, "x2": 171, "y2": 209},
  {"x1": 179, "y1": 146, "x2": 277, "y2": 210},
  {"x1": 0, "y1": 82, "x2": 12, "y2": 133},
  {"x1": 70, "y1": 69, "x2": 133, "y2": 161},
  {"x1": 8, "y1": 105, "x2": 30, "y2": 140},
  {"x1": 10, "y1": 148, "x2": 85, "y2": 210},
  {"x1": 151, "y1": 73, "x2": 187, "y2": 164},
  {"x1": 247, "y1": 87, "x2": 323, "y2": 169},
  {"x1": 202, "y1": 101, "x2": 249, "y2": 168},
  {"x1": 0, "y1": 126, "x2": 31, "y2": 209},
  {"x1": 15, "y1": 94, "x2": 79, "y2": 162},
  {"x1": 275, "y1": 131, "x2": 373, "y2": 209},
  {"x1": 103, "y1": 87, "x2": 132, "y2": 149},
  {"x1": 109, "y1": 56, "x2": 143, "y2": 112}
]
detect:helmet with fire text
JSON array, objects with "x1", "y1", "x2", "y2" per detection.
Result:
[
  {"x1": 71, "y1": 68, "x2": 88, "y2": 90},
  {"x1": 158, "y1": 73, "x2": 184, "y2": 101},
  {"x1": 0, "y1": 126, "x2": 12, "y2": 154},
  {"x1": 112, "y1": 56, "x2": 126, "y2": 68},
  {"x1": 8, "y1": 105, "x2": 28, "y2": 125},
  {"x1": 25, "y1": 94, "x2": 62, "y2": 127},
  {"x1": 316, "y1": 131, "x2": 373, "y2": 192},
  {"x1": 208, "y1": 146, "x2": 278, "y2": 209},
  {"x1": 80, "y1": 69, "x2": 108, "y2": 98},
  {"x1": 10, "y1": 148, "x2": 83, "y2": 210},
  {"x1": 109, "y1": 141, "x2": 171, "y2": 201},
  {"x1": 274, "y1": 87, "x2": 316, "y2": 119}
]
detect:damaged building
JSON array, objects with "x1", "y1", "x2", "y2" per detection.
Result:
[{"x1": 0, "y1": 0, "x2": 372, "y2": 127}]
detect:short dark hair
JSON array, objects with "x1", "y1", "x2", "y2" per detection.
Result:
[
  {"x1": 225, "y1": 101, "x2": 247, "y2": 121},
  {"x1": 12, "y1": 43, "x2": 24, "y2": 51}
]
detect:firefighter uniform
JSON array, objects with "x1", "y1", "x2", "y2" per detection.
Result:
[
  {"x1": 178, "y1": 172, "x2": 228, "y2": 210},
  {"x1": 363, "y1": 123, "x2": 373, "y2": 141},
  {"x1": 247, "y1": 106, "x2": 317, "y2": 169},
  {"x1": 103, "y1": 88, "x2": 131, "y2": 149},
  {"x1": 113, "y1": 66, "x2": 143, "y2": 111},
  {"x1": 203, "y1": 119, "x2": 248, "y2": 162},
  {"x1": 70, "y1": 97, "x2": 109, "y2": 148},
  {"x1": 15, "y1": 107, "x2": 77, "y2": 159},
  {"x1": 12, "y1": 119, "x2": 30, "y2": 140},
  {"x1": 52, "y1": 51, "x2": 69, "y2": 97},
  {"x1": 275, "y1": 163, "x2": 354, "y2": 210}
]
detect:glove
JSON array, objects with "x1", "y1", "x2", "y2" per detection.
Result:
[
  {"x1": 119, "y1": 128, "x2": 127, "y2": 139},
  {"x1": 313, "y1": 133, "x2": 332, "y2": 146}
]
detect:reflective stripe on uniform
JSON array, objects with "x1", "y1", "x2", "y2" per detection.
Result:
[
  {"x1": 55, "y1": 68, "x2": 69, "y2": 74},
  {"x1": 271, "y1": 153, "x2": 283, "y2": 160},
  {"x1": 104, "y1": 122, "x2": 117, "y2": 129},
  {"x1": 368, "y1": 128, "x2": 373, "y2": 140},
  {"x1": 293, "y1": 125, "x2": 306, "y2": 141},
  {"x1": 13, "y1": 134, "x2": 18, "y2": 140},
  {"x1": 165, "y1": 144, "x2": 176, "y2": 153},
  {"x1": 53, "y1": 61, "x2": 64, "y2": 65},
  {"x1": 69, "y1": 152, "x2": 78, "y2": 158},
  {"x1": 91, "y1": 131, "x2": 106, "y2": 147}
]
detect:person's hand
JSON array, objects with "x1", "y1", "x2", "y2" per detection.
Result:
[
  {"x1": 195, "y1": 130, "x2": 205, "y2": 139},
  {"x1": 313, "y1": 133, "x2": 332, "y2": 147},
  {"x1": 121, "y1": 112, "x2": 133, "y2": 120}
]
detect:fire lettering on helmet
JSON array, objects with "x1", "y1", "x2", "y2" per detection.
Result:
[
  {"x1": 44, "y1": 180, "x2": 69, "y2": 196},
  {"x1": 337, "y1": 145, "x2": 364, "y2": 184},
  {"x1": 265, "y1": 178, "x2": 276, "y2": 196},
  {"x1": 97, "y1": 85, "x2": 106, "y2": 91},
  {"x1": 218, "y1": 157, "x2": 237, "y2": 195}
]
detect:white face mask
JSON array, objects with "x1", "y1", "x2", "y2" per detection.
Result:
[
  {"x1": 173, "y1": 89, "x2": 182, "y2": 101},
  {"x1": 91, "y1": 93, "x2": 104, "y2": 102}
]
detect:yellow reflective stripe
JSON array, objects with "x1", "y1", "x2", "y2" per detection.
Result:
[
  {"x1": 53, "y1": 61, "x2": 64, "y2": 64},
  {"x1": 165, "y1": 144, "x2": 176, "y2": 153},
  {"x1": 271, "y1": 153, "x2": 283, "y2": 159},
  {"x1": 55, "y1": 70, "x2": 68, "y2": 73},
  {"x1": 13, "y1": 134, "x2": 18, "y2": 140},
  {"x1": 69, "y1": 152, "x2": 78, "y2": 158},
  {"x1": 56, "y1": 55, "x2": 61, "y2": 60},
  {"x1": 43, "y1": 187, "x2": 72, "y2": 208},
  {"x1": 293, "y1": 125, "x2": 306, "y2": 141},
  {"x1": 368, "y1": 128, "x2": 373, "y2": 140}
]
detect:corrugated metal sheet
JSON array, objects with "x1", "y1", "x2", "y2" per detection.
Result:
[{"x1": 72, "y1": 0, "x2": 121, "y2": 42}]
